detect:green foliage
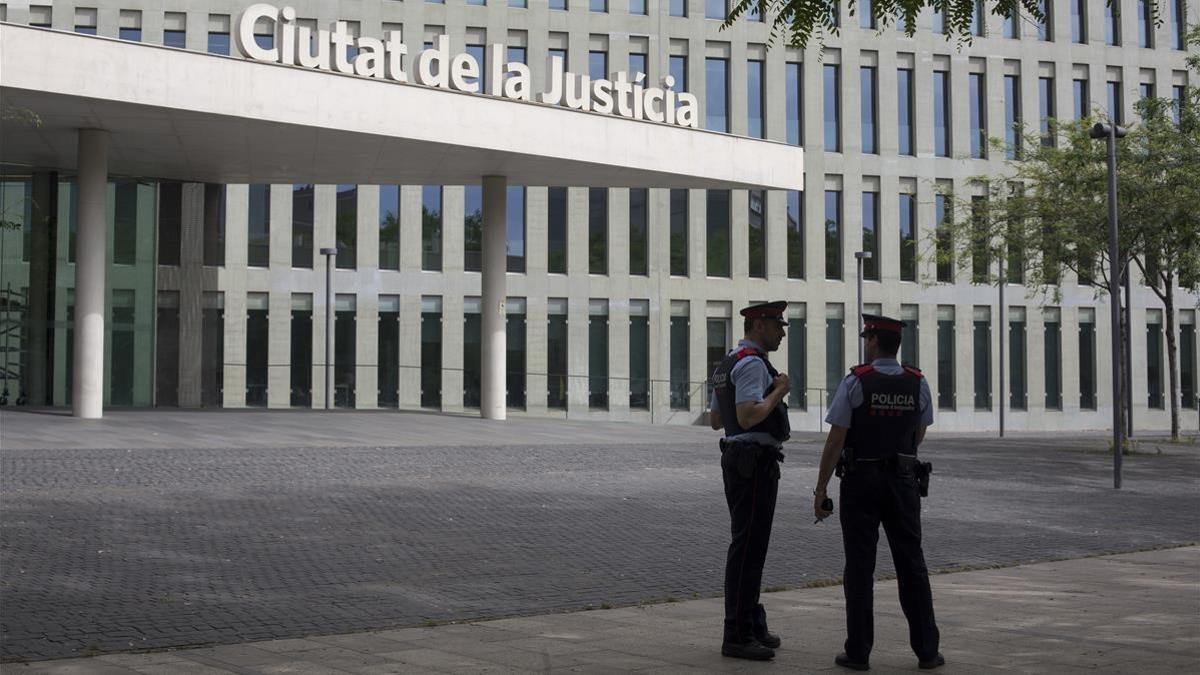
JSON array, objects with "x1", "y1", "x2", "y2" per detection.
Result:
[{"x1": 724, "y1": 1, "x2": 1147, "y2": 50}]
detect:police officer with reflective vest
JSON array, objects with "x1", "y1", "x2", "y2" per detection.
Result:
[
  {"x1": 708, "y1": 301, "x2": 791, "y2": 661},
  {"x1": 814, "y1": 314, "x2": 944, "y2": 671}
]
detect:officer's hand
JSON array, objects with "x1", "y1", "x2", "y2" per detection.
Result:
[
  {"x1": 813, "y1": 493, "x2": 833, "y2": 522},
  {"x1": 772, "y1": 373, "x2": 790, "y2": 395}
]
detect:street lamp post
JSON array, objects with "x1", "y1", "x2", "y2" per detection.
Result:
[
  {"x1": 999, "y1": 267, "x2": 1006, "y2": 438},
  {"x1": 855, "y1": 251, "x2": 873, "y2": 363},
  {"x1": 320, "y1": 247, "x2": 337, "y2": 410},
  {"x1": 1089, "y1": 121, "x2": 1127, "y2": 489}
]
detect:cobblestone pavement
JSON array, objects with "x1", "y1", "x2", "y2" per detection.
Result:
[{"x1": 2, "y1": 412, "x2": 1197, "y2": 662}]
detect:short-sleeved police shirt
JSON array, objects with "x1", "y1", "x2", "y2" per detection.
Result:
[
  {"x1": 824, "y1": 358, "x2": 934, "y2": 429},
  {"x1": 709, "y1": 339, "x2": 783, "y2": 448}
]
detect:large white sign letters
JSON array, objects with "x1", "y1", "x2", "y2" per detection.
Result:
[{"x1": 237, "y1": 4, "x2": 700, "y2": 128}]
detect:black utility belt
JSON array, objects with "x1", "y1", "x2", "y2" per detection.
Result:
[
  {"x1": 719, "y1": 438, "x2": 783, "y2": 453},
  {"x1": 848, "y1": 453, "x2": 918, "y2": 472}
]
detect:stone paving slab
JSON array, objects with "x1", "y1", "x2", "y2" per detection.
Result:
[
  {"x1": 6, "y1": 546, "x2": 1197, "y2": 673},
  {"x1": 2, "y1": 411, "x2": 1198, "y2": 662}
]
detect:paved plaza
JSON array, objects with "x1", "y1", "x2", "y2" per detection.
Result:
[{"x1": 2, "y1": 410, "x2": 1198, "y2": 667}]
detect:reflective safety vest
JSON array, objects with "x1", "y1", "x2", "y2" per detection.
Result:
[
  {"x1": 712, "y1": 346, "x2": 791, "y2": 442},
  {"x1": 845, "y1": 364, "x2": 923, "y2": 459}
]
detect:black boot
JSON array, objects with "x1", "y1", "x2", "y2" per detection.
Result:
[
  {"x1": 835, "y1": 652, "x2": 870, "y2": 671},
  {"x1": 722, "y1": 637, "x2": 775, "y2": 660},
  {"x1": 752, "y1": 603, "x2": 781, "y2": 648}
]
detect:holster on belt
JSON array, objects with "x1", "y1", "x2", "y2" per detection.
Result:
[{"x1": 720, "y1": 439, "x2": 784, "y2": 480}]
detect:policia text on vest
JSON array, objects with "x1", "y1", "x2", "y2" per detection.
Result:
[
  {"x1": 814, "y1": 314, "x2": 945, "y2": 671},
  {"x1": 707, "y1": 302, "x2": 790, "y2": 661}
]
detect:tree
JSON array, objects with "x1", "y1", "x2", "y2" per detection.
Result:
[
  {"x1": 725, "y1": 1, "x2": 1158, "y2": 50},
  {"x1": 930, "y1": 31, "x2": 1200, "y2": 439}
]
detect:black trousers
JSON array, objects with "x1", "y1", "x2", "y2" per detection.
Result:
[
  {"x1": 839, "y1": 467, "x2": 939, "y2": 662},
  {"x1": 721, "y1": 446, "x2": 779, "y2": 642}
]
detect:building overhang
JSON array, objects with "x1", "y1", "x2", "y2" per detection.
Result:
[{"x1": 0, "y1": 24, "x2": 803, "y2": 190}]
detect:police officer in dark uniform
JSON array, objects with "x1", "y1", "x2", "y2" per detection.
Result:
[
  {"x1": 708, "y1": 301, "x2": 791, "y2": 661},
  {"x1": 813, "y1": 314, "x2": 944, "y2": 671}
]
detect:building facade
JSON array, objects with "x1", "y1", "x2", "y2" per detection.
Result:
[{"x1": 0, "y1": 0, "x2": 1196, "y2": 432}]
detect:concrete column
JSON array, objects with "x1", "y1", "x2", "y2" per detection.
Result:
[
  {"x1": 480, "y1": 176, "x2": 507, "y2": 420},
  {"x1": 72, "y1": 129, "x2": 108, "y2": 419}
]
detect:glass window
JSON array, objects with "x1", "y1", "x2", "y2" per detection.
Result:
[
  {"x1": 290, "y1": 294, "x2": 312, "y2": 407},
  {"x1": 898, "y1": 68, "x2": 914, "y2": 156},
  {"x1": 379, "y1": 185, "x2": 399, "y2": 271},
  {"x1": 589, "y1": 50, "x2": 607, "y2": 80},
  {"x1": 824, "y1": 189, "x2": 842, "y2": 280},
  {"x1": 706, "y1": 189, "x2": 731, "y2": 277},
  {"x1": 113, "y1": 181, "x2": 138, "y2": 266},
  {"x1": 156, "y1": 292, "x2": 180, "y2": 407},
  {"x1": 629, "y1": 300, "x2": 650, "y2": 409},
  {"x1": 119, "y1": 27, "x2": 142, "y2": 42},
  {"x1": 786, "y1": 62, "x2": 803, "y2": 146},
  {"x1": 464, "y1": 186, "x2": 483, "y2": 272},
  {"x1": 76, "y1": 25, "x2": 98, "y2": 35},
  {"x1": 971, "y1": 0, "x2": 986, "y2": 36},
  {"x1": 824, "y1": 64, "x2": 841, "y2": 151},
  {"x1": 466, "y1": 44, "x2": 485, "y2": 91},
  {"x1": 158, "y1": 182, "x2": 182, "y2": 266},
  {"x1": 510, "y1": 0, "x2": 527, "y2": 7},
  {"x1": 706, "y1": 58, "x2": 729, "y2": 132},
  {"x1": 464, "y1": 298, "x2": 481, "y2": 408},
  {"x1": 1138, "y1": 0, "x2": 1153, "y2": 47},
  {"x1": 1107, "y1": 80, "x2": 1123, "y2": 124},
  {"x1": 1105, "y1": 0, "x2": 1121, "y2": 45},
  {"x1": 670, "y1": 189, "x2": 689, "y2": 276},
  {"x1": 936, "y1": 193, "x2": 953, "y2": 282},
  {"x1": 937, "y1": 306, "x2": 956, "y2": 409},
  {"x1": 507, "y1": 298, "x2": 527, "y2": 409},
  {"x1": 1040, "y1": 77, "x2": 1056, "y2": 147},
  {"x1": 971, "y1": 196, "x2": 990, "y2": 282},
  {"x1": 1072, "y1": 0, "x2": 1087, "y2": 43},
  {"x1": 468, "y1": 0, "x2": 487, "y2": 5},
  {"x1": 1180, "y1": 311, "x2": 1196, "y2": 408},
  {"x1": 1044, "y1": 307, "x2": 1063, "y2": 409},
  {"x1": 1172, "y1": 85, "x2": 1185, "y2": 124},
  {"x1": 1010, "y1": 307, "x2": 1028, "y2": 409},
  {"x1": 1079, "y1": 308, "x2": 1097, "y2": 409},
  {"x1": 335, "y1": 185, "x2": 357, "y2": 269},
  {"x1": 748, "y1": 189, "x2": 767, "y2": 278},
  {"x1": 547, "y1": 299, "x2": 568, "y2": 409},
  {"x1": 670, "y1": 301, "x2": 691, "y2": 409},
  {"x1": 1147, "y1": 310, "x2": 1164, "y2": 408},
  {"x1": 1173, "y1": 0, "x2": 1187, "y2": 49},
  {"x1": 899, "y1": 192, "x2": 917, "y2": 281},
  {"x1": 630, "y1": 188, "x2": 649, "y2": 276},
  {"x1": 901, "y1": 305, "x2": 920, "y2": 367},
  {"x1": 254, "y1": 32, "x2": 274, "y2": 51},
  {"x1": 629, "y1": 52, "x2": 647, "y2": 78},
  {"x1": 421, "y1": 297, "x2": 442, "y2": 408},
  {"x1": 378, "y1": 296, "x2": 400, "y2": 408},
  {"x1": 1036, "y1": 0, "x2": 1051, "y2": 41},
  {"x1": 973, "y1": 306, "x2": 991, "y2": 410},
  {"x1": 861, "y1": 190, "x2": 879, "y2": 280},
  {"x1": 861, "y1": 0, "x2": 877, "y2": 28},
  {"x1": 591, "y1": 0, "x2": 608, "y2": 12},
  {"x1": 934, "y1": 70, "x2": 950, "y2": 157},
  {"x1": 548, "y1": 49, "x2": 568, "y2": 88},
  {"x1": 208, "y1": 30, "x2": 230, "y2": 54},
  {"x1": 589, "y1": 187, "x2": 608, "y2": 274},
  {"x1": 551, "y1": 0, "x2": 568, "y2": 9},
  {"x1": 789, "y1": 305, "x2": 808, "y2": 409},
  {"x1": 670, "y1": 56, "x2": 687, "y2": 100},
  {"x1": 970, "y1": 72, "x2": 987, "y2": 158},
  {"x1": 507, "y1": 186, "x2": 526, "y2": 273},
  {"x1": 548, "y1": 187, "x2": 567, "y2": 273},
  {"x1": 1073, "y1": 78, "x2": 1090, "y2": 119},
  {"x1": 164, "y1": 29, "x2": 186, "y2": 48},
  {"x1": 1004, "y1": 7, "x2": 1020, "y2": 38},
  {"x1": 861, "y1": 66, "x2": 878, "y2": 154},
  {"x1": 1005, "y1": 74, "x2": 1022, "y2": 159},
  {"x1": 630, "y1": 0, "x2": 648, "y2": 15},
  {"x1": 589, "y1": 300, "x2": 609, "y2": 408},
  {"x1": 292, "y1": 184, "x2": 313, "y2": 268},
  {"x1": 422, "y1": 186, "x2": 442, "y2": 271},
  {"x1": 201, "y1": 292, "x2": 224, "y2": 407},
  {"x1": 933, "y1": 7, "x2": 946, "y2": 33},
  {"x1": 825, "y1": 304, "x2": 845, "y2": 400},
  {"x1": 248, "y1": 184, "x2": 270, "y2": 268},
  {"x1": 748, "y1": 60, "x2": 765, "y2": 138},
  {"x1": 706, "y1": 0, "x2": 727, "y2": 19},
  {"x1": 334, "y1": 295, "x2": 356, "y2": 408},
  {"x1": 671, "y1": 0, "x2": 688, "y2": 17},
  {"x1": 1140, "y1": 82, "x2": 1155, "y2": 102},
  {"x1": 787, "y1": 190, "x2": 804, "y2": 279},
  {"x1": 202, "y1": 184, "x2": 226, "y2": 267}
]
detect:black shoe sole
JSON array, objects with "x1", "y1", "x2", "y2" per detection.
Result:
[
  {"x1": 835, "y1": 656, "x2": 870, "y2": 671},
  {"x1": 919, "y1": 656, "x2": 946, "y2": 669},
  {"x1": 722, "y1": 646, "x2": 775, "y2": 660}
]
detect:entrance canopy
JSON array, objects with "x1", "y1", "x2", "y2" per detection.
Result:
[{"x1": 0, "y1": 24, "x2": 803, "y2": 190}]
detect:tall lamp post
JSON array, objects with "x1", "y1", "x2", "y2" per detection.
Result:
[
  {"x1": 1089, "y1": 121, "x2": 1127, "y2": 489},
  {"x1": 998, "y1": 266, "x2": 1006, "y2": 438},
  {"x1": 320, "y1": 247, "x2": 337, "y2": 410},
  {"x1": 855, "y1": 251, "x2": 873, "y2": 363}
]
